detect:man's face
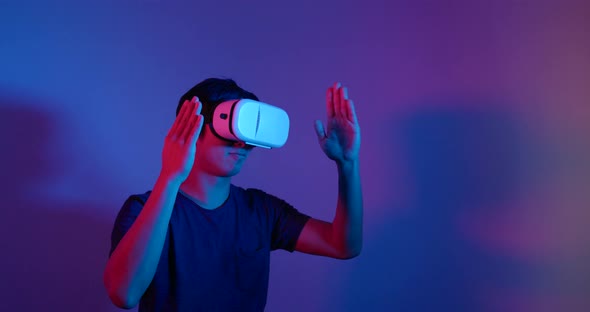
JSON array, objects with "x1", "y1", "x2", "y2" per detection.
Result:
[{"x1": 194, "y1": 124, "x2": 254, "y2": 177}]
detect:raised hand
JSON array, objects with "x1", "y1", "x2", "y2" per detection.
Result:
[
  {"x1": 160, "y1": 96, "x2": 204, "y2": 184},
  {"x1": 314, "y1": 82, "x2": 361, "y2": 164}
]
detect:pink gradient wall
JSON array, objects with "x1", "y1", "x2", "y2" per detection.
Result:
[{"x1": 1, "y1": 1, "x2": 589, "y2": 311}]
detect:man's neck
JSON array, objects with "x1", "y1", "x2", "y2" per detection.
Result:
[{"x1": 179, "y1": 170, "x2": 231, "y2": 210}]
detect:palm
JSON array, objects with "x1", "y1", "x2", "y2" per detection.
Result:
[
  {"x1": 315, "y1": 83, "x2": 361, "y2": 163},
  {"x1": 161, "y1": 97, "x2": 204, "y2": 183}
]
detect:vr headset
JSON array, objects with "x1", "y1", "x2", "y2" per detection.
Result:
[{"x1": 210, "y1": 99, "x2": 289, "y2": 149}]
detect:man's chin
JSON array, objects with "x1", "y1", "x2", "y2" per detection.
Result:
[{"x1": 219, "y1": 166, "x2": 243, "y2": 178}]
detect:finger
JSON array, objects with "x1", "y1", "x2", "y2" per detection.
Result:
[
  {"x1": 314, "y1": 120, "x2": 326, "y2": 140},
  {"x1": 326, "y1": 86, "x2": 335, "y2": 118},
  {"x1": 194, "y1": 96, "x2": 202, "y2": 115},
  {"x1": 188, "y1": 115, "x2": 204, "y2": 144},
  {"x1": 176, "y1": 99, "x2": 194, "y2": 134},
  {"x1": 178, "y1": 101, "x2": 196, "y2": 139},
  {"x1": 181, "y1": 114, "x2": 196, "y2": 141},
  {"x1": 344, "y1": 99, "x2": 352, "y2": 121},
  {"x1": 347, "y1": 99, "x2": 358, "y2": 124},
  {"x1": 339, "y1": 86, "x2": 348, "y2": 117},
  {"x1": 333, "y1": 82, "x2": 342, "y2": 117},
  {"x1": 342, "y1": 85, "x2": 349, "y2": 100},
  {"x1": 169, "y1": 100, "x2": 189, "y2": 136}
]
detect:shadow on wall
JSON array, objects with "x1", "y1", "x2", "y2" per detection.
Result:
[
  {"x1": 338, "y1": 104, "x2": 551, "y2": 312},
  {"x1": 0, "y1": 95, "x2": 116, "y2": 312}
]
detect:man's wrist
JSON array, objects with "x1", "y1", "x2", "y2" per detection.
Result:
[
  {"x1": 156, "y1": 172, "x2": 184, "y2": 190},
  {"x1": 336, "y1": 158, "x2": 359, "y2": 172}
]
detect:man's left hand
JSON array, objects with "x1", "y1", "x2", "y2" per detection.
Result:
[{"x1": 314, "y1": 82, "x2": 361, "y2": 164}]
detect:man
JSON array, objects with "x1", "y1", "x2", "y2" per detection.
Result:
[{"x1": 103, "y1": 78, "x2": 362, "y2": 311}]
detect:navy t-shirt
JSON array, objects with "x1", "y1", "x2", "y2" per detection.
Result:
[{"x1": 109, "y1": 184, "x2": 310, "y2": 312}]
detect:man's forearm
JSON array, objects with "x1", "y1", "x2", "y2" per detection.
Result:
[
  {"x1": 103, "y1": 174, "x2": 181, "y2": 308},
  {"x1": 331, "y1": 159, "x2": 363, "y2": 258}
]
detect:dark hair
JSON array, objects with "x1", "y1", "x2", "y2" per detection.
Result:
[{"x1": 177, "y1": 78, "x2": 259, "y2": 124}]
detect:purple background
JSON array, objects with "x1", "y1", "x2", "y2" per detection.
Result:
[{"x1": 1, "y1": 0, "x2": 589, "y2": 311}]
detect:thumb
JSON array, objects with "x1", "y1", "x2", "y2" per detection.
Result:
[{"x1": 314, "y1": 120, "x2": 326, "y2": 140}]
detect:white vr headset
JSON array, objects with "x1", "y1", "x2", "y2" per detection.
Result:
[{"x1": 210, "y1": 99, "x2": 289, "y2": 149}]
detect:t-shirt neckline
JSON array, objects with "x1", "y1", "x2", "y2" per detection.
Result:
[{"x1": 177, "y1": 184, "x2": 235, "y2": 213}]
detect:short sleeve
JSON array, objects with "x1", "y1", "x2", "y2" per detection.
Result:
[
  {"x1": 250, "y1": 189, "x2": 310, "y2": 252},
  {"x1": 109, "y1": 192, "x2": 150, "y2": 257}
]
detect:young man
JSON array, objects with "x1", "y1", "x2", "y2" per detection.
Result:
[{"x1": 103, "y1": 78, "x2": 362, "y2": 311}]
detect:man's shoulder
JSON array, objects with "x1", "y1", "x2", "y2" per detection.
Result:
[
  {"x1": 127, "y1": 190, "x2": 153, "y2": 204},
  {"x1": 118, "y1": 191, "x2": 153, "y2": 213}
]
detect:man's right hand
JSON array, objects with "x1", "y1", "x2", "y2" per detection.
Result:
[
  {"x1": 160, "y1": 96, "x2": 204, "y2": 184},
  {"x1": 105, "y1": 98, "x2": 203, "y2": 308}
]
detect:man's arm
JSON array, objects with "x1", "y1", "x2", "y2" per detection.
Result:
[
  {"x1": 295, "y1": 83, "x2": 363, "y2": 259},
  {"x1": 104, "y1": 177, "x2": 180, "y2": 308},
  {"x1": 295, "y1": 159, "x2": 362, "y2": 259},
  {"x1": 103, "y1": 97, "x2": 203, "y2": 308}
]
